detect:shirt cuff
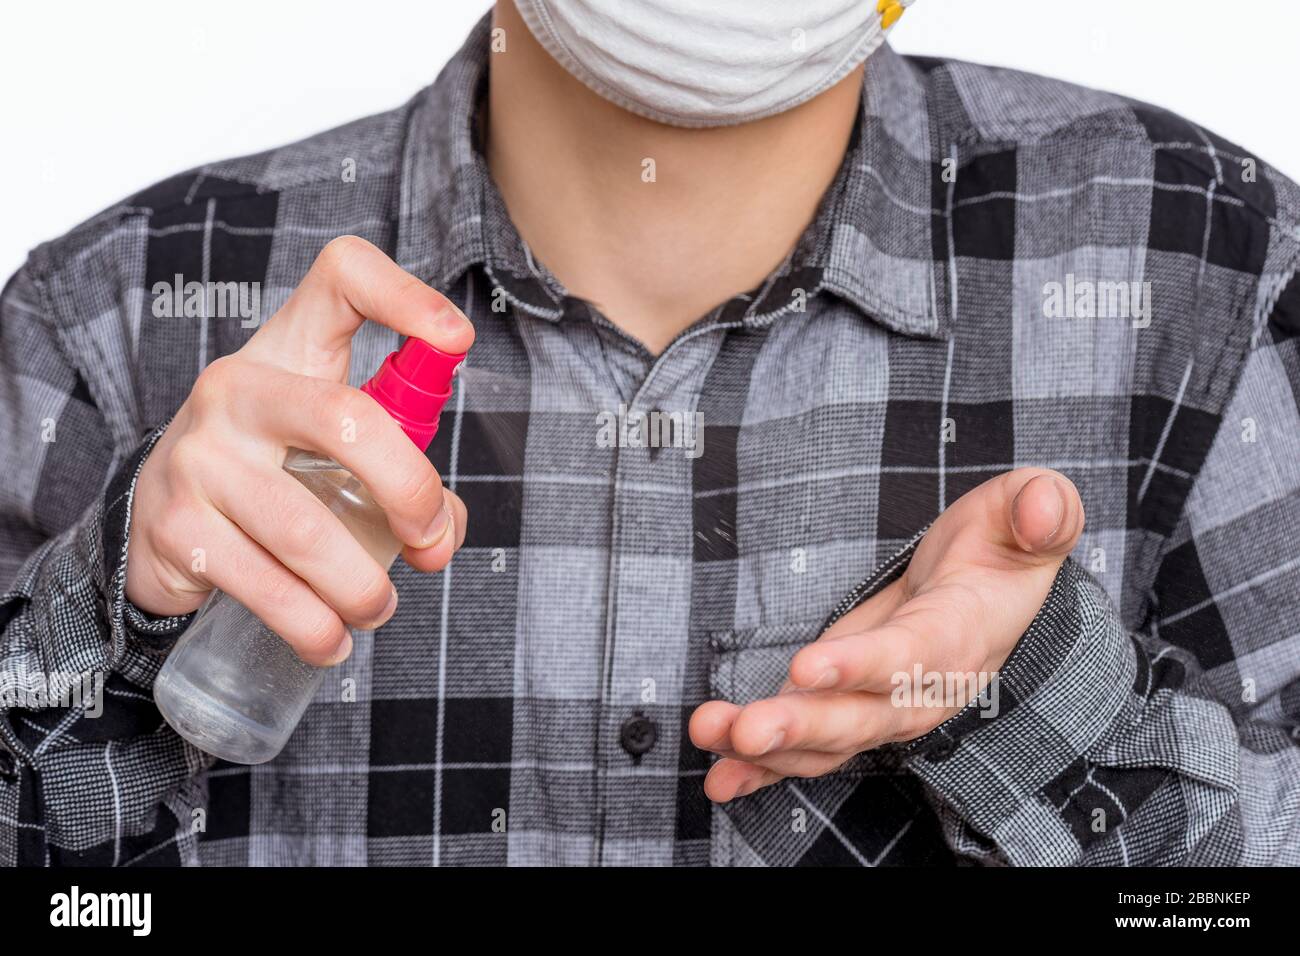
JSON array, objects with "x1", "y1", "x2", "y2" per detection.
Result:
[
  {"x1": 103, "y1": 420, "x2": 193, "y2": 673},
  {"x1": 122, "y1": 600, "x2": 195, "y2": 647},
  {"x1": 898, "y1": 558, "x2": 1137, "y2": 865}
]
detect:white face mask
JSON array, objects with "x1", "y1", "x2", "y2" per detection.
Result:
[{"x1": 511, "y1": 0, "x2": 914, "y2": 128}]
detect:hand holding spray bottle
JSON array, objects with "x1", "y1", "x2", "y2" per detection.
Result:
[{"x1": 153, "y1": 338, "x2": 466, "y2": 764}]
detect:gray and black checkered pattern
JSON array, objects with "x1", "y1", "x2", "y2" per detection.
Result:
[{"x1": 2, "y1": 16, "x2": 1299, "y2": 866}]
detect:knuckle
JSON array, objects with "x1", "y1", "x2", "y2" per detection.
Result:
[
  {"x1": 129, "y1": 545, "x2": 200, "y2": 609},
  {"x1": 393, "y1": 271, "x2": 430, "y2": 302},
  {"x1": 189, "y1": 355, "x2": 242, "y2": 415},
  {"x1": 317, "y1": 234, "x2": 370, "y2": 274},
  {"x1": 153, "y1": 505, "x2": 202, "y2": 562},
  {"x1": 795, "y1": 755, "x2": 845, "y2": 779},
  {"x1": 279, "y1": 505, "x2": 334, "y2": 560},
  {"x1": 892, "y1": 708, "x2": 936, "y2": 743},
  {"x1": 346, "y1": 570, "x2": 393, "y2": 626},
  {"x1": 391, "y1": 272, "x2": 442, "y2": 315},
  {"x1": 254, "y1": 565, "x2": 300, "y2": 610},
  {"x1": 165, "y1": 433, "x2": 209, "y2": 479},
  {"x1": 157, "y1": 572, "x2": 200, "y2": 607},
  {"x1": 858, "y1": 710, "x2": 888, "y2": 747},
  {"x1": 318, "y1": 384, "x2": 369, "y2": 439},
  {"x1": 149, "y1": 549, "x2": 203, "y2": 601},
  {"x1": 295, "y1": 607, "x2": 348, "y2": 659},
  {"x1": 398, "y1": 463, "x2": 443, "y2": 513}
]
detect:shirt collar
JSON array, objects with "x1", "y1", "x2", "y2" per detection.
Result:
[{"x1": 396, "y1": 14, "x2": 946, "y2": 340}]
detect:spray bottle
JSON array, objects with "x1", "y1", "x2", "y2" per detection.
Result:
[{"x1": 153, "y1": 337, "x2": 465, "y2": 764}]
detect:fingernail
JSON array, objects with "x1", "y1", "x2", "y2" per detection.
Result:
[
  {"x1": 811, "y1": 666, "x2": 840, "y2": 689},
  {"x1": 759, "y1": 730, "x2": 786, "y2": 755},
  {"x1": 420, "y1": 503, "x2": 452, "y2": 547},
  {"x1": 1012, "y1": 474, "x2": 1065, "y2": 551},
  {"x1": 1042, "y1": 478, "x2": 1067, "y2": 544},
  {"x1": 734, "y1": 777, "x2": 760, "y2": 799},
  {"x1": 376, "y1": 586, "x2": 398, "y2": 626},
  {"x1": 325, "y1": 631, "x2": 353, "y2": 667},
  {"x1": 434, "y1": 306, "x2": 470, "y2": 336}
]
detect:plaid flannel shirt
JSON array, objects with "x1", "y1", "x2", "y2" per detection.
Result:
[{"x1": 2, "y1": 16, "x2": 1299, "y2": 866}]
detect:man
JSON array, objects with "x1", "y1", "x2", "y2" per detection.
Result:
[{"x1": 1, "y1": 0, "x2": 1297, "y2": 866}]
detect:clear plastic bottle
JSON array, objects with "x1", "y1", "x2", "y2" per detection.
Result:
[{"x1": 153, "y1": 338, "x2": 465, "y2": 764}]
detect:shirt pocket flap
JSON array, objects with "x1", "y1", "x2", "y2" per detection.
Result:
[{"x1": 707, "y1": 619, "x2": 823, "y2": 707}]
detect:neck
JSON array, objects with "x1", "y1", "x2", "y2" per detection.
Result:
[{"x1": 485, "y1": 1, "x2": 863, "y2": 354}]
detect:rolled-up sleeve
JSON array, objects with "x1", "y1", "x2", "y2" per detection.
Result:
[{"x1": 903, "y1": 331, "x2": 1300, "y2": 866}]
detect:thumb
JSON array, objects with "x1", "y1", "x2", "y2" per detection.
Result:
[{"x1": 1005, "y1": 470, "x2": 1084, "y2": 559}]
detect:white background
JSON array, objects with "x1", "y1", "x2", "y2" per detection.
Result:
[{"x1": 3, "y1": 0, "x2": 1297, "y2": 279}]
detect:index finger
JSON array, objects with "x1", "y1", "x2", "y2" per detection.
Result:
[
  {"x1": 789, "y1": 610, "x2": 961, "y2": 695},
  {"x1": 248, "y1": 235, "x2": 475, "y2": 371},
  {"x1": 247, "y1": 369, "x2": 454, "y2": 549}
]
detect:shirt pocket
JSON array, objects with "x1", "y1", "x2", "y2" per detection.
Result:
[
  {"x1": 706, "y1": 527, "x2": 928, "y2": 707},
  {"x1": 707, "y1": 619, "x2": 822, "y2": 706},
  {"x1": 704, "y1": 529, "x2": 938, "y2": 867}
]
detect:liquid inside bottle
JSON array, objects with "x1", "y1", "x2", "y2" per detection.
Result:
[{"x1": 153, "y1": 448, "x2": 401, "y2": 764}]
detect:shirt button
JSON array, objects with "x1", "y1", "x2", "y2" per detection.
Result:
[
  {"x1": 619, "y1": 712, "x2": 658, "y2": 758},
  {"x1": 927, "y1": 735, "x2": 959, "y2": 761}
]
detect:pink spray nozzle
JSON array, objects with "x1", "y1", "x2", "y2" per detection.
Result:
[{"x1": 361, "y1": 337, "x2": 466, "y2": 452}]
